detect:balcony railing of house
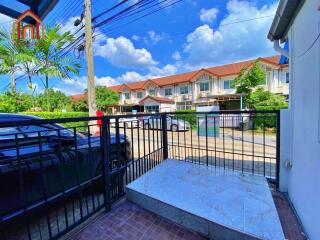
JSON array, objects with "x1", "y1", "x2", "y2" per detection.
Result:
[{"x1": 0, "y1": 110, "x2": 280, "y2": 240}]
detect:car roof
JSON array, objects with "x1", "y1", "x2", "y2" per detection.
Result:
[{"x1": 0, "y1": 113, "x2": 41, "y2": 123}]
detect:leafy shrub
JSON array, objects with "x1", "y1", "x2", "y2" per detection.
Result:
[
  {"x1": 21, "y1": 112, "x2": 89, "y2": 131},
  {"x1": 175, "y1": 110, "x2": 197, "y2": 128}
]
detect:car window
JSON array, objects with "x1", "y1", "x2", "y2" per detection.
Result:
[
  {"x1": 0, "y1": 127, "x2": 20, "y2": 140},
  {"x1": 0, "y1": 124, "x2": 74, "y2": 140}
]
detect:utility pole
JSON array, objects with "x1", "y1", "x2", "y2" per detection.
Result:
[{"x1": 84, "y1": 0, "x2": 97, "y2": 117}]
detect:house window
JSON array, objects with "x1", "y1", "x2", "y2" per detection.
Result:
[
  {"x1": 180, "y1": 86, "x2": 189, "y2": 94},
  {"x1": 224, "y1": 80, "x2": 233, "y2": 89},
  {"x1": 137, "y1": 92, "x2": 143, "y2": 99},
  {"x1": 164, "y1": 88, "x2": 172, "y2": 96},
  {"x1": 149, "y1": 89, "x2": 156, "y2": 96},
  {"x1": 285, "y1": 72, "x2": 289, "y2": 83},
  {"x1": 176, "y1": 101, "x2": 192, "y2": 110},
  {"x1": 145, "y1": 105, "x2": 159, "y2": 112},
  {"x1": 124, "y1": 92, "x2": 131, "y2": 99},
  {"x1": 199, "y1": 82, "x2": 210, "y2": 92}
]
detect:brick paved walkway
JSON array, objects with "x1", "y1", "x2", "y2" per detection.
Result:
[
  {"x1": 68, "y1": 201, "x2": 207, "y2": 240},
  {"x1": 67, "y1": 192, "x2": 307, "y2": 240}
]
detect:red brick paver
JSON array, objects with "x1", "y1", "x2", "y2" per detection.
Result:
[{"x1": 68, "y1": 201, "x2": 207, "y2": 240}]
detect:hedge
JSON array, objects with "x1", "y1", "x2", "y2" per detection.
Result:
[
  {"x1": 175, "y1": 110, "x2": 197, "y2": 128},
  {"x1": 21, "y1": 112, "x2": 89, "y2": 131},
  {"x1": 253, "y1": 105, "x2": 287, "y2": 129}
]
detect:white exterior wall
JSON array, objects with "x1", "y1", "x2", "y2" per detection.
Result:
[
  {"x1": 281, "y1": 1, "x2": 320, "y2": 239},
  {"x1": 160, "y1": 103, "x2": 176, "y2": 112}
]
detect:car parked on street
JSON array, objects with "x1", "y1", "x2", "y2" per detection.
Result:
[
  {"x1": 141, "y1": 115, "x2": 191, "y2": 131},
  {"x1": 0, "y1": 114, "x2": 131, "y2": 217}
]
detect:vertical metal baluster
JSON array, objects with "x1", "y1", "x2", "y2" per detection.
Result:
[
  {"x1": 197, "y1": 116, "x2": 200, "y2": 164},
  {"x1": 73, "y1": 127, "x2": 84, "y2": 221},
  {"x1": 214, "y1": 115, "x2": 217, "y2": 167},
  {"x1": 190, "y1": 114, "x2": 193, "y2": 163},
  {"x1": 137, "y1": 119, "x2": 141, "y2": 179},
  {"x1": 129, "y1": 121, "x2": 133, "y2": 183},
  {"x1": 232, "y1": 116, "x2": 235, "y2": 171},
  {"x1": 131, "y1": 120, "x2": 134, "y2": 182},
  {"x1": 87, "y1": 125, "x2": 96, "y2": 212},
  {"x1": 142, "y1": 119, "x2": 146, "y2": 174},
  {"x1": 162, "y1": 114, "x2": 168, "y2": 160},
  {"x1": 205, "y1": 114, "x2": 208, "y2": 166},
  {"x1": 148, "y1": 118, "x2": 152, "y2": 170},
  {"x1": 252, "y1": 113, "x2": 255, "y2": 174},
  {"x1": 56, "y1": 129, "x2": 69, "y2": 229},
  {"x1": 115, "y1": 118, "x2": 121, "y2": 199},
  {"x1": 177, "y1": 115, "x2": 180, "y2": 160},
  {"x1": 101, "y1": 116, "x2": 111, "y2": 211},
  {"x1": 156, "y1": 115, "x2": 159, "y2": 166},
  {"x1": 171, "y1": 116, "x2": 174, "y2": 158},
  {"x1": 152, "y1": 117, "x2": 155, "y2": 168},
  {"x1": 123, "y1": 122, "x2": 128, "y2": 185},
  {"x1": 222, "y1": 114, "x2": 225, "y2": 169},
  {"x1": 241, "y1": 115, "x2": 244, "y2": 173},
  {"x1": 183, "y1": 116, "x2": 187, "y2": 161},
  {"x1": 263, "y1": 116, "x2": 266, "y2": 176},
  {"x1": 37, "y1": 131, "x2": 53, "y2": 239},
  {"x1": 15, "y1": 133, "x2": 32, "y2": 240}
]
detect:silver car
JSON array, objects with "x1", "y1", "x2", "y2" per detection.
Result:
[{"x1": 141, "y1": 115, "x2": 191, "y2": 131}]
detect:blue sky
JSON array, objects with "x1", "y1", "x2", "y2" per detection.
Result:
[{"x1": 0, "y1": 0, "x2": 279, "y2": 95}]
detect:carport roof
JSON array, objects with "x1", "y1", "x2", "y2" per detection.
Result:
[{"x1": 0, "y1": 0, "x2": 59, "y2": 22}]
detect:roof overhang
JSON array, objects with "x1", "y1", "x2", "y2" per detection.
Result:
[
  {"x1": 0, "y1": 0, "x2": 59, "y2": 23},
  {"x1": 268, "y1": 0, "x2": 305, "y2": 42}
]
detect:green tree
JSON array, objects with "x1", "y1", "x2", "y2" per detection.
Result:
[
  {"x1": 35, "y1": 26, "x2": 81, "y2": 89},
  {"x1": 36, "y1": 89, "x2": 70, "y2": 112},
  {"x1": 232, "y1": 62, "x2": 266, "y2": 94},
  {"x1": 81, "y1": 87, "x2": 119, "y2": 112},
  {"x1": 17, "y1": 39, "x2": 39, "y2": 90},
  {"x1": 71, "y1": 98, "x2": 88, "y2": 112},
  {"x1": 246, "y1": 87, "x2": 288, "y2": 109},
  {"x1": 0, "y1": 31, "x2": 34, "y2": 93},
  {"x1": 0, "y1": 91, "x2": 34, "y2": 113},
  {"x1": 95, "y1": 86, "x2": 119, "y2": 111}
]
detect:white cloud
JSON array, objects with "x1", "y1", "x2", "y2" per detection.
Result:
[
  {"x1": 62, "y1": 64, "x2": 178, "y2": 95},
  {"x1": 183, "y1": 0, "x2": 277, "y2": 69},
  {"x1": 143, "y1": 31, "x2": 167, "y2": 45},
  {"x1": 172, "y1": 51, "x2": 182, "y2": 61},
  {"x1": 94, "y1": 35, "x2": 157, "y2": 69},
  {"x1": 200, "y1": 8, "x2": 219, "y2": 24},
  {"x1": 132, "y1": 34, "x2": 140, "y2": 41}
]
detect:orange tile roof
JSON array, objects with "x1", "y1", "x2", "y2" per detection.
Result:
[
  {"x1": 139, "y1": 95, "x2": 175, "y2": 104},
  {"x1": 70, "y1": 55, "x2": 282, "y2": 98},
  {"x1": 70, "y1": 93, "x2": 86, "y2": 101}
]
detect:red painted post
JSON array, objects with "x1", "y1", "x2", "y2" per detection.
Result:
[{"x1": 96, "y1": 110, "x2": 103, "y2": 136}]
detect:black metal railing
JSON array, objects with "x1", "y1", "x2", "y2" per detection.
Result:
[{"x1": 0, "y1": 110, "x2": 280, "y2": 240}]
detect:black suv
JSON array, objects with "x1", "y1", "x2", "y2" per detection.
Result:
[{"x1": 0, "y1": 114, "x2": 130, "y2": 217}]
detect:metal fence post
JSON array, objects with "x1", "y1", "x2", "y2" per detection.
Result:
[
  {"x1": 101, "y1": 116, "x2": 112, "y2": 211},
  {"x1": 276, "y1": 110, "x2": 281, "y2": 189},
  {"x1": 162, "y1": 114, "x2": 168, "y2": 160}
]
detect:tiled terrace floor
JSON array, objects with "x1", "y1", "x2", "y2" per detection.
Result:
[
  {"x1": 66, "y1": 192, "x2": 307, "y2": 240},
  {"x1": 67, "y1": 201, "x2": 206, "y2": 240}
]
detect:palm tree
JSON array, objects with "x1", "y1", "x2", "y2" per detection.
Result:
[
  {"x1": 17, "y1": 40, "x2": 39, "y2": 91},
  {"x1": 35, "y1": 26, "x2": 81, "y2": 90},
  {"x1": 0, "y1": 30, "x2": 32, "y2": 93}
]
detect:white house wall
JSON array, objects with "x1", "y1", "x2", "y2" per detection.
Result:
[{"x1": 283, "y1": 0, "x2": 320, "y2": 239}]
